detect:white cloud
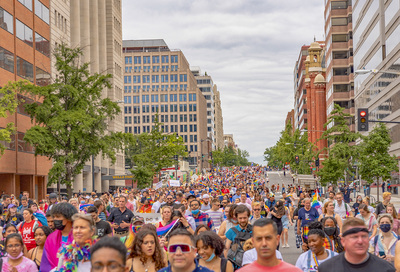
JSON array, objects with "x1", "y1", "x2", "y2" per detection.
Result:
[{"x1": 122, "y1": 0, "x2": 325, "y2": 164}]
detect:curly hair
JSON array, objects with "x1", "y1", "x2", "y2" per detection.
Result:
[
  {"x1": 129, "y1": 229, "x2": 166, "y2": 271},
  {"x1": 195, "y1": 231, "x2": 225, "y2": 256}
]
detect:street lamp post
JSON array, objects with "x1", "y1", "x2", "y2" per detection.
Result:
[{"x1": 175, "y1": 135, "x2": 179, "y2": 180}]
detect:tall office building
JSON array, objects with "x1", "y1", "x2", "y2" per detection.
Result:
[
  {"x1": 122, "y1": 39, "x2": 208, "y2": 170},
  {"x1": 324, "y1": 0, "x2": 355, "y2": 131},
  {"x1": 0, "y1": 0, "x2": 51, "y2": 199},
  {"x1": 48, "y1": 0, "x2": 125, "y2": 193},
  {"x1": 353, "y1": 0, "x2": 400, "y2": 157},
  {"x1": 191, "y1": 67, "x2": 216, "y2": 150},
  {"x1": 213, "y1": 86, "x2": 224, "y2": 150}
]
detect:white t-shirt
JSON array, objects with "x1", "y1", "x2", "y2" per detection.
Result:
[
  {"x1": 242, "y1": 248, "x2": 283, "y2": 266},
  {"x1": 334, "y1": 201, "x2": 351, "y2": 219},
  {"x1": 295, "y1": 249, "x2": 337, "y2": 272}
]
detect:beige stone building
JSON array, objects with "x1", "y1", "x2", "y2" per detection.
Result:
[
  {"x1": 122, "y1": 39, "x2": 208, "y2": 170},
  {"x1": 353, "y1": 0, "x2": 400, "y2": 164},
  {"x1": 49, "y1": 0, "x2": 125, "y2": 193},
  {"x1": 224, "y1": 134, "x2": 236, "y2": 150},
  {"x1": 214, "y1": 86, "x2": 224, "y2": 150}
]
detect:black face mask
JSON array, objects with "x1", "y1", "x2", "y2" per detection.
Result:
[
  {"x1": 324, "y1": 227, "x2": 336, "y2": 236},
  {"x1": 53, "y1": 220, "x2": 66, "y2": 231}
]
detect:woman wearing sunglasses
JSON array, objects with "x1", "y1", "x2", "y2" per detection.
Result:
[
  {"x1": 196, "y1": 231, "x2": 234, "y2": 272},
  {"x1": 127, "y1": 229, "x2": 167, "y2": 272}
]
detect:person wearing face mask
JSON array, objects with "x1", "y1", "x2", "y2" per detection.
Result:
[
  {"x1": 188, "y1": 200, "x2": 215, "y2": 231},
  {"x1": 1, "y1": 233, "x2": 38, "y2": 271},
  {"x1": 369, "y1": 214, "x2": 398, "y2": 264},
  {"x1": 196, "y1": 231, "x2": 234, "y2": 272},
  {"x1": 321, "y1": 217, "x2": 344, "y2": 253},
  {"x1": 40, "y1": 202, "x2": 77, "y2": 272}
]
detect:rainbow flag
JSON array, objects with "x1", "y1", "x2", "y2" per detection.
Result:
[
  {"x1": 311, "y1": 191, "x2": 321, "y2": 210},
  {"x1": 303, "y1": 225, "x2": 309, "y2": 239},
  {"x1": 156, "y1": 220, "x2": 178, "y2": 236}
]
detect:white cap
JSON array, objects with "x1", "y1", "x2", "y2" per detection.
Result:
[{"x1": 202, "y1": 194, "x2": 210, "y2": 199}]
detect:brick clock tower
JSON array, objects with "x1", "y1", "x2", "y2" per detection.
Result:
[{"x1": 305, "y1": 42, "x2": 328, "y2": 161}]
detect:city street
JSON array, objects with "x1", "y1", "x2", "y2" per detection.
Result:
[{"x1": 267, "y1": 171, "x2": 300, "y2": 265}]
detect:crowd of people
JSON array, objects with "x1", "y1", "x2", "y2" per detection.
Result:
[{"x1": 0, "y1": 166, "x2": 399, "y2": 271}]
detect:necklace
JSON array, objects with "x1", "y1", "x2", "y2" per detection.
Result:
[{"x1": 57, "y1": 239, "x2": 96, "y2": 272}]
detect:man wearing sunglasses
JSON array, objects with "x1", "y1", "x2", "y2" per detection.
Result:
[
  {"x1": 158, "y1": 229, "x2": 213, "y2": 272},
  {"x1": 160, "y1": 194, "x2": 179, "y2": 211}
]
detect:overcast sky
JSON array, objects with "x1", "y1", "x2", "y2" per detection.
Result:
[{"x1": 122, "y1": 0, "x2": 325, "y2": 165}]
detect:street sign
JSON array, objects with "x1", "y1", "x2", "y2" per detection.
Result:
[{"x1": 102, "y1": 175, "x2": 134, "y2": 180}]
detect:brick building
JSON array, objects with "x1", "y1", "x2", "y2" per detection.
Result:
[{"x1": 0, "y1": 0, "x2": 51, "y2": 199}]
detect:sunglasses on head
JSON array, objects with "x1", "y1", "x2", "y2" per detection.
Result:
[{"x1": 168, "y1": 244, "x2": 195, "y2": 253}]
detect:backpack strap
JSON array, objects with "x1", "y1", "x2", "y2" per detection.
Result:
[
  {"x1": 374, "y1": 235, "x2": 379, "y2": 250},
  {"x1": 307, "y1": 250, "x2": 312, "y2": 270}
]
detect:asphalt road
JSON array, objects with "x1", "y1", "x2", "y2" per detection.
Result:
[{"x1": 266, "y1": 170, "x2": 301, "y2": 265}]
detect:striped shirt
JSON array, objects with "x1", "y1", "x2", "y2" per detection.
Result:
[{"x1": 205, "y1": 209, "x2": 224, "y2": 228}]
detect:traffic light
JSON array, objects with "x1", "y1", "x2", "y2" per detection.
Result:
[
  {"x1": 358, "y1": 108, "x2": 369, "y2": 132},
  {"x1": 315, "y1": 158, "x2": 320, "y2": 167},
  {"x1": 295, "y1": 155, "x2": 299, "y2": 164}
]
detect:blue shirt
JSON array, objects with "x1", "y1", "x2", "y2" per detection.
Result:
[
  {"x1": 226, "y1": 224, "x2": 252, "y2": 242},
  {"x1": 157, "y1": 261, "x2": 213, "y2": 272},
  {"x1": 232, "y1": 195, "x2": 241, "y2": 202},
  {"x1": 298, "y1": 207, "x2": 319, "y2": 227}
]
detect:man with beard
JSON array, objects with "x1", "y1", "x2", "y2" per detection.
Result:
[
  {"x1": 160, "y1": 194, "x2": 179, "y2": 211},
  {"x1": 224, "y1": 205, "x2": 253, "y2": 270},
  {"x1": 88, "y1": 206, "x2": 112, "y2": 238}
]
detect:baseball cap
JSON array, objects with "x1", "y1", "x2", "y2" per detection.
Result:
[
  {"x1": 269, "y1": 193, "x2": 275, "y2": 197},
  {"x1": 131, "y1": 216, "x2": 144, "y2": 224},
  {"x1": 202, "y1": 194, "x2": 210, "y2": 199},
  {"x1": 49, "y1": 193, "x2": 57, "y2": 199},
  {"x1": 8, "y1": 204, "x2": 16, "y2": 209}
]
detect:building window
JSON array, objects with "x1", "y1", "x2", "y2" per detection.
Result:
[
  {"x1": 179, "y1": 74, "x2": 187, "y2": 82},
  {"x1": 125, "y1": 56, "x2": 132, "y2": 64},
  {"x1": 0, "y1": 128, "x2": 15, "y2": 150},
  {"x1": 171, "y1": 55, "x2": 178, "y2": 63},
  {"x1": 17, "y1": 132, "x2": 34, "y2": 153},
  {"x1": 16, "y1": 20, "x2": 33, "y2": 47},
  {"x1": 16, "y1": 57, "x2": 33, "y2": 82},
  {"x1": 35, "y1": 32, "x2": 50, "y2": 57},
  {"x1": 124, "y1": 96, "x2": 131, "y2": 104},
  {"x1": 0, "y1": 46, "x2": 14, "y2": 73},
  {"x1": 134, "y1": 56, "x2": 141, "y2": 64},
  {"x1": 34, "y1": 0, "x2": 49, "y2": 24},
  {"x1": 162, "y1": 55, "x2": 169, "y2": 63},
  {"x1": 18, "y1": 0, "x2": 32, "y2": 11},
  {"x1": 143, "y1": 56, "x2": 150, "y2": 64},
  {"x1": 332, "y1": 17, "x2": 348, "y2": 26},
  {"x1": 124, "y1": 76, "x2": 131, "y2": 84},
  {"x1": 331, "y1": 1, "x2": 347, "y2": 9},
  {"x1": 36, "y1": 67, "x2": 50, "y2": 86},
  {"x1": 0, "y1": 7, "x2": 14, "y2": 34}
]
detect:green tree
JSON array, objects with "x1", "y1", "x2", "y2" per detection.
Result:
[
  {"x1": 359, "y1": 123, "x2": 398, "y2": 202},
  {"x1": 125, "y1": 115, "x2": 187, "y2": 188},
  {"x1": 20, "y1": 44, "x2": 128, "y2": 196},
  {"x1": 210, "y1": 146, "x2": 250, "y2": 167},
  {"x1": 317, "y1": 104, "x2": 361, "y2": 185},
  {"x1": 0, "y1": 82, "x2": 18, "y2": 156},
  {"x1": 265, "y1": 123, "x2": 316, "y2": 174}
]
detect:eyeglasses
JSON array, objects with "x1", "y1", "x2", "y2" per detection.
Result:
[
  {"x1": 92, "y1": 262, "x2": 125, "y2": 272},
  {"x1": 7, "y1": 244, "x2": 22, "y2": 249},
  {"x1": 168, "y1": 243, "x2": 195, "y2": 254},
  {"x1": 253, "y1": 209, "x2": 261, "y2": 211}
]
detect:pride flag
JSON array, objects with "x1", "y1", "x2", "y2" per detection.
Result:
[
  {"x1": 156, "y1": 220, "x2": 178, "y2": 236},
  {"x1": 79, "y1": 204, "x2": 94, "y2": 211},
  {"x1": 311, "y1": 190, "x2": 321, "y2": 210}
]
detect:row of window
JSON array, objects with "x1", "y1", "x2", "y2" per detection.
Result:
[
  {"x1": 124, "y1": 85, "x2": 189, "y2": 93},
  {"x1": 16, "y1": 0, "x2": 49, "y2": 24},
  {"x1": 0, "y1": 129, "x2": 34, "y2": 153},
  {"x1": 124, "y1": 74, "x2": 188, "y2": 84},
  {"x1": 125, "y1": 65, "x2": 179, "y2": 73},
  {"x1": 124, "y1": 94, "x2": 197, "y2": 103},
  {"x1": 125, "y1": 55, "x2": 179, "y2": 65},
  {"x1": 0, "y1": 46, "x2": 50, "y2": 84},
  {"x1": 125, "y1": 124, "x2": 198, "y2": 134}
]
